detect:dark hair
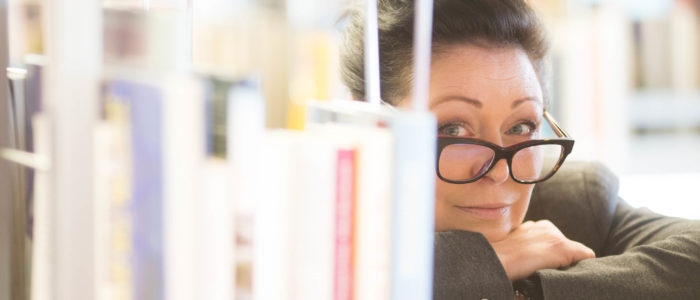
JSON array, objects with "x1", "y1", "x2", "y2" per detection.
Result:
[{"x1": 340, "y1": 0, "x2": 549, "y2": 105}]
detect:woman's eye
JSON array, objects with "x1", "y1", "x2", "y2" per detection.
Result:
[
  {"x1": 440, "y1": 124, "x2": 468, "y2": 137},
  {"x1": 507, "y1": 122, "x2": 536, "y2": 136}
]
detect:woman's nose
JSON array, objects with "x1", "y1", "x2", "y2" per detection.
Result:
[{"x1": 483, "y1": 158, "x2": 510, "y2": 184}]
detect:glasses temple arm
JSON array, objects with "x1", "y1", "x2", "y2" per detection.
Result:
[{"x1": 543, "y1": 110, "x2": 570, "y2": 138}]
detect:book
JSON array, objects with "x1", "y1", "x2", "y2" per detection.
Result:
[
  {"x1": 203, "y1": 77, "x2": 230, "y2": 158},
  {"x1": 389, "y1": 111, "x2": 436, "y2": 300},
  {"x1": 195, "y1": 159, "x2": 234, "y2": 300},
  {"x1": 635, "y1": 19, "x2": 671, "y2": 88},
  {"x1": 291, "y1": 133, "x2": 337, "y2": 300},
  {"x1": 99, "y1": 75, "x2": 204, "y2": 300},
  {"x1": 103, "y1": 5, "x2": 189, "y2": 71},
  {"x1": 29, "y1": 114, "x2": 50, "y2": 300},
  {"x1": 334, "y1": 148, "x2": 355, "y2": 300},
  {"x1": 226, "y1": 76, "x2": 265, "y2": 300},
  {"x1": 303, "y1": 121, "x2": 394, "y2": 300},
  {"x1": 93, "y1": 108, "x2": 132, "y2": 300},
  {"x1": 103, "y1": 79, "x2": 165, "y2": 300},
  {"x1": 352, "y1": 127, "x2": 393, "y2": 300},
  {"x1": 7, "y1": 0, "x2": 43, "y2": 62},
  {"x1": 253, "y1": 130, "x2": 297, "y2": 300},
  {"x1": 669, "y1": 0, "x2": 700, "y2": 90},
  {"x1": 6, "y1": 67, "x2": 30, "y2": 298},
  {"x1": 160, "y1": 75, "x2": 204, "y2": 300},
  {"x1": 23, "y1": 57, "x2": 45, "y2": 241},
  {"x1": 7, "y1": 67, "x2": 27, "y2": 151},
  {"x1": 306, "y1": 101, "x2": 437, "y2": 300}
]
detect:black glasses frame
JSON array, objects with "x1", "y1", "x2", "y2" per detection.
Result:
[{"x1": 436, "y1": 111, "x2": 575, "y2": 184}]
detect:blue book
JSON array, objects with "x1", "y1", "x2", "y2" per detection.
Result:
[{"x1": 106, "y1": 79, "x2": 164, "y2": 300}]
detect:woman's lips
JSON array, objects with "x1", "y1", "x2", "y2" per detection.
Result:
[{"x1": 455, "y1": 204, "x2": 510, "y2": 220}]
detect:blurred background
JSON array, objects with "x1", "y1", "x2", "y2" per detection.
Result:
[{"x1": 529, "y1": 0, "x2": 700, "y2": 219}]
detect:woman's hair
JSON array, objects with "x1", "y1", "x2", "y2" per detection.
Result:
[{"x1": 340, "y1": 0, "x2": 549, "y2": 105}]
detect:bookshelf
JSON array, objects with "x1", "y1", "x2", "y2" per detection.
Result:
[{"x1": 1, "y1": 0, "x2": 441, "y2": 299}]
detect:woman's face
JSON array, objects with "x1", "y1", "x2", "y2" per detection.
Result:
[{"x1": 403, "y1": 45, "x2": 544, "y2": 242}]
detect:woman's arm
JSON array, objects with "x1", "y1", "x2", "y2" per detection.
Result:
[
  {"x1": 534, "y1": 200, "x2": 700, "y2": 299},
  {"x1": 434, "y1": 221, "x2": 597, "y2": 299},
  {"x1": 526, "y1": 162, "x2": 700, "y2": 299},
  {"x1": 433, "y1": 230, "x2": 514, "y2": 299},
  {"x1": 433, "y1": 162, "x2": 700, "y2": 299}
]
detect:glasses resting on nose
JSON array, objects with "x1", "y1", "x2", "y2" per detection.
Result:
[{"x1": 436, "y1": 111, "x2": 574, "y2": 184}]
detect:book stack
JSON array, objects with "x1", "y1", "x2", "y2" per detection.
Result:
[{"x1": 92, "y1": 79, "x2": 436, "y2": 300}]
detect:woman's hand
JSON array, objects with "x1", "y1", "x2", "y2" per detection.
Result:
[{"x1": 491, "y1": 220, "x2": 596, "y2": 281}]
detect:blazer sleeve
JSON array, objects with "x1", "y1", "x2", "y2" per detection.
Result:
[
  {"x1": 531, "y1": 164, "x2": 700, "y2": 300},
  {"x1": 433, "y1": 230, "x2": 513, "y2": 300}
]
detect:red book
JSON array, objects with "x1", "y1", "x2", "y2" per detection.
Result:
[{"x1": 335, "y1": 148, "x2": 356, "y2": 300}]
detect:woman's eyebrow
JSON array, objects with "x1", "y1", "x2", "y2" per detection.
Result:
[
  {"x1": 511, "y1": 97, "x2": 542, "y2": 109},
  {"x1": 431, "y1": 95, "x2": 483, "y2": 109}
]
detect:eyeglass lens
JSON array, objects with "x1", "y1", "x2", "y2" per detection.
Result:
[{"x1": 439, "y1": 143, "x2": 564, "y2": 182}]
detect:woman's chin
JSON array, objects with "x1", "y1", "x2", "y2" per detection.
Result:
[{"x1": 482, "y1": 230, "x2": 510, "y2": 243}]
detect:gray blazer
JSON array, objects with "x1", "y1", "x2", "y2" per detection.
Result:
[{"x1": 433, "y1": 162, "x2": 700, "y2": 299}]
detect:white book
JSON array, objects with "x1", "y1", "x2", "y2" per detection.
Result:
[
  {"x1": 389, "y1": 111, "x2": 436, "y2": 300},
  {"x1": 161, "y1": 75, "x2": 205, "y2": 300},
  {"x1": 307, "y1": 122, "x2": 394, "y2": 300},
  {"x1": 254, "y1": 128, "x2": 353, "y2": 300},
  {"x1": 92, "y1": 114, "x2": 132, "y2": 300},
  {"x1": 196, "y1": 159, "x2": 234, "y2": 300},
  {"x1": 226, "y1": 77, "x2": 265, "y2": 300},
  {"x1": 291, "y1": 132, "x2": 337, "y2": 300},
  {"x1": 253, "y1": 130, "x2": 297, "y2": 300},
  {"x1": 351, "y1": 126, "x2": 393, "y2": 300},
  {"x1": 30, "y1": 114, "x2": 51, "y2": 300},
  {"x1": 301, "y1": 125, "x2": 358, "y2": 300}
]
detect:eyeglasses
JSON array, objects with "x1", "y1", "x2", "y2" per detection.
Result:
[{"x1": 436, "y1": 111, "x2": 574, "y2": 184}]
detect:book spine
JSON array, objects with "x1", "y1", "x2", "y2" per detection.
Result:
[
  {"x1": 353, "y1": 129, "x2": 393, "y2": 300},
  {"x1": 130, "y1": 86, "x2": 165, "y2": 300},
  {"x1": 102, "y1": 80, "x2": 165, "y2": 300},
  {"x1": 97, "y1": 101, "x2": 134, "y2": 300},
  {"x1": 253, "y1": 131, "x2": 295, "y2": 300},
  {"x1": 390, "y1": 111, "x2": 437, "y2": 300},
  {"x1": 23, "y1": 61, "x2": 44, "y2": 235},
  {"x1": 30, "y1": 114, "x2": 51, "y2": 300},
  {"x1": 334, "y1": 149, "x2": 355, "y2": 300},
  {"x1": 292, "y1": 135, "x2": 336, "y2": 300},
  {"x1": 670, "y1": 0, "x2": 700, "y2": 90},
  {"x1": 228, "y1": 78, "x2": 265, "y2": 300},
  {"x1": 162, "y1": 77, "x2": 203, "y2": 300},
  {"x1": 108, "y1": 80, "x2": 167, "y2": 300},
  {"x1": 196, "y1": 160, "x2": 233, "y2": 300}
]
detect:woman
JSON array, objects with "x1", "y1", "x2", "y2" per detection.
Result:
[{"x1": 341, "y1": 0, "x2": 700, "y2": 299}]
